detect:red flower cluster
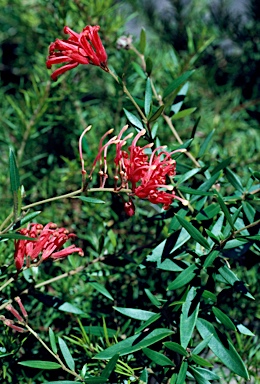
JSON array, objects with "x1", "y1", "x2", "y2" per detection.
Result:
[
  {"x1": 114, "y1": 128, "x2": 180, "y2": 210},
  {"x1": 46, "y1": 25, "x2": 108, "y2": 80},
  {"x1": 81, "y1": 125, "x2": 187, "y2": 214},
  {"x1": 14, "y1": 223, "x2": 84, "y2": 271}
]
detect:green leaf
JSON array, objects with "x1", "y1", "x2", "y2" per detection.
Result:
[
  {"x1": 170, "y1": 373, "x2": 177, "y2": 384},
  {"x1": 203, "y1": 250, "x2": 219, "y2": 268},
  {"x1": 163, "y1": 70, "x2": 195, "y2": 98},
  {"x1": 242, "y1": 201, "x2": 255, "y2": 222},
  {"x1": 58, "y1": 302, "x2": 84, "y2": 315},
  {"x1": 139, "y1": 28, "x2": 146, "y2": 54},
  {"x1": 43, "y1": 380, "x2": 75, "y2": 384},
  {"x1": 192, "y1": 367, "x2": 219, "y2": 381},
  {"x1": 0, "y1": 233, "x2": 37, "y2": 241},
  {"x1": 89, "y1": 282, "x2": 114, "y2": 300},
  {"x1": 189, "y1": 366, "x2": 211, "y2": 384},
  {"x1": 18, "y1": 361, "x2": 61, "y2": 370},
  {"x1": 172, "y1": 107, "x2": 197, "y2": 120},
  {"x1": 164, "y1": 342, "x2": 188, "y2": 356},
  {"x1": 226, "y1": 168, "x2": 244, "y2": 192},
  {"x1": 49, "y1": 328, "x2": 57, "y2": 354},
  {"x1": 198, "y1": 130, "x2": 215, "y2": 158},
  {"x1": 58, "y1": 337, "x2": 75, "y2": 371},
  {"x1": 83, "y1": 326, "x2": 116, "y2": 338},
  {"x1": 201, "y1": 290, "x2": 217, "y2": 302},
  {"x1": 176, "y1": 168, "x2": 200, "y2": 185},
  {"x1": 191, "y1": 354, "x2": 213, "y2": 367},
  {"x1": 145, "y1": 57, "x2": 153, "y2": 76},
  {"x1": 178, "y1": 186, "x2": 213, "y2": 196},
  {"x1": 193, "y1": 334, "x2": 213, "y2": 355},
  {"x1": 142, "y1": 348, "x2": 174, "y2": 366},
  {"x1": 144, "y1": 288, "x2": 161, "y2": 307},
  {"x1": 167, "y1": 264, "x2": 197, "y2": 291},
  {"x1": 148, "y1": 105, "x2": 164, "y2": 122},
  {"x1": 176, "y1": 361, "x2": 188, "y2": 384},
  {"x1": 95, "y1": 328, "x2": 173, "y2": 359},
  {"x1": 237, "y1": 324, "x2": 255, "y2": 336},
  {"x1": 218, "y1": 265, "x2": 239, "y2": 285},
  {"x1": 9, "y1": 148, "x2": 20, "y2": 193},
  {"x1": 180, "y1": 287, "x2": 199, "y2": 349},
  {"x1": 176, "y1": 215, "x2": 211, "y2": 249},
  {"x1": 212, "y1": 307, "x2": 236, "y2": 331},
  {"x1": 135, "y1": 313, "x2": 161, "y2": 333},
  {"x1": 132, "y1": 62, "x2": 146, "y2": 79},
  {"x1": 211, "y1": 157, "x2": 232, "y2": 175},
  {"x1": 101, "y1": 354, "x2": 120, "y2": 379},
  {"x1": 113, "y1": 307, "x2": 155, "y2": 321},
  {"x1": 144, "y1": 78, "x2": 152, "y2": 116},
  {"x1": 214, "y1": 191, "x2": 234, "y2": 229},
  {"x1": 140, "y1": 368, "x2": 148, "y2": 384},
  {"x1": 75, "y1": 196, "x2": 105, "y2": 204},
  {"x1": 20, "y1": 211, "x2": 42, "y2": 226},
  {"x1": 123, "y1": 108, "x2": 144, "y2": 130},
  {"x1": 196, "y1": 204, "x2": 220, "y2": 221},
  {"x1": 83, "y1": 379, "x2": 107, "y2": 384},
  {"x1": 196, "y1": 318, "x2": 249, "y2": 379}
]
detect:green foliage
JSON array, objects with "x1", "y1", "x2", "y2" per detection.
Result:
[{"x1": 0, "y1": 0, "x2": 259, "y2": 383}]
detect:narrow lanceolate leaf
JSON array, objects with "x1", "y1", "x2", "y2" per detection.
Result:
[
  {"x1": 176, "y1": 361, "x2": 188, "y2": 384},
  {"x1": 148, "y1": 105, "x2": 164, "y2": 122},
  {"x1": 139, "y1": 28, "x2": 146, "y2": 54},
  {"x1": 212, "y1": 307, "x2": 236, "y2": 331},
  {"x1": 176, "y1": 215, "x2": 210, "y2": 250},
  {"x1": 123, "y1": 108, "x2": 144, "y2": 130},
  {"x1": 163, "y1": 70, "x2": 195, "y2": 98},
  {"x1": 225, "y1": 168, "x2": 244, "y2": 192},
  {"x1": 144, "y1": 288, "x2": 161, "y2": 307},
  {"x1": 180, "y1": 287, "x2": 199, "y2": 349},
  {"x1": 0, "y1": 233, "x2": 36, "y2": 241},
  {"x1": 237, "y1": 324, "x2": 255, "y2": 336},
  {"x1": 43, "y1": 381, "x2": 78, "y2": 384},
  {"x1": 9, "y1": 148, "x2": 20, "y2": 193},
  {"x1": 171, "y1": 107, "x2": 197, "y2": 120},
  {"x1": 191, "y1": 354, "x2": 213, "y2": 367},
  {"x1": 178, "y1": 186, "x2": 213, "y2": 196},
  {"x1": 113, "y1": 307, "x2": 155, "y2": 321},
  {"x1": 144, "y1": 78, "x2": 152, "y2": 116},
  {"x1": 196, "y1": 318, "x2": 249, "y2": 379},
  {"x1": 95, "y1": 329, "x2": 173, "y2": 359},
  {"x1": 49, "y1": 328, "x2": 57, "y2": 354},
  {"x1": 192, "y1": 334, "x2": 213, "y2": 355},
  {"x1": 189, "y1": 366, "x2": 211, "y2": 384},
  {"x1": 75, "y1": 196, "x2": 105, "y2": 204},
  {"x1": 58, "y1": 302, "x2": 84, "y2": 315},
  {"x1": 101, "y1": 354, "x2": 120, "y2": 379},
  {"x1": 58, "y1": 337, "x2": 75, "y2": 371},
  {"x1": 214, "y1": 190, "x2": 234, "y2": 229},
  {"x1": 164, "y1": 342, "x2": 187, "y2": 356},
  {"x1": 89, "y1": 282, "x2": 114, "y2": 301},
  {"x1": 167, "y1": 264, "x2": 197, "y2": 291},
  {"x1": 198, "y1": 130, "x2": 215, "y2": 158},
  {"x1": 18, "y1": 361, "x2": 61, "y2": 369},
  {"x1": 142, "y1": 348, "x2": 175, "y2": 366}
]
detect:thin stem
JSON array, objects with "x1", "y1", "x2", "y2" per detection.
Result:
[
  {"x1": 0, "y1": 277, "x2": 14, "y2": 292},
  {"x1": 24, "y1": 323, "x2": 83, "y2": 381},
  {"x1": 108, "y1": 69, "x2": 147, "y2": 122},
  {"x1": 162, "y1": 113, "x2": 201, "y2": 168},
  {"x1": 234, "y1": 219, "x2": 260, "y2": 235}
]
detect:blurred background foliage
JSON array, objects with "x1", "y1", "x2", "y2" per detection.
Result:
[{"x1": 0, "y1": 0, "x2": 259, "y2": 383}]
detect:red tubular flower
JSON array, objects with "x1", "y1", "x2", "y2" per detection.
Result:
[
  {"x1": 79, "y1": 125, "x2": 188, "y2": 215},
  {"x1": 46, "y1": 25, "x2": 108, "y2": 80},
  {"x1": 14, "y1": 223, "x2": 84, "y2": 271}
]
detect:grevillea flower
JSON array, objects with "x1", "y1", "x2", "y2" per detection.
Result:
[
  {"x1": 46, "y1": 25, "x2": 108, "y2": 80},
  {"x1": 14, "y1": 223, "x2": 84, "y2": 271},
  {"x1": 80, "y1": 125, "x2": 188, "y2": 215}
]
